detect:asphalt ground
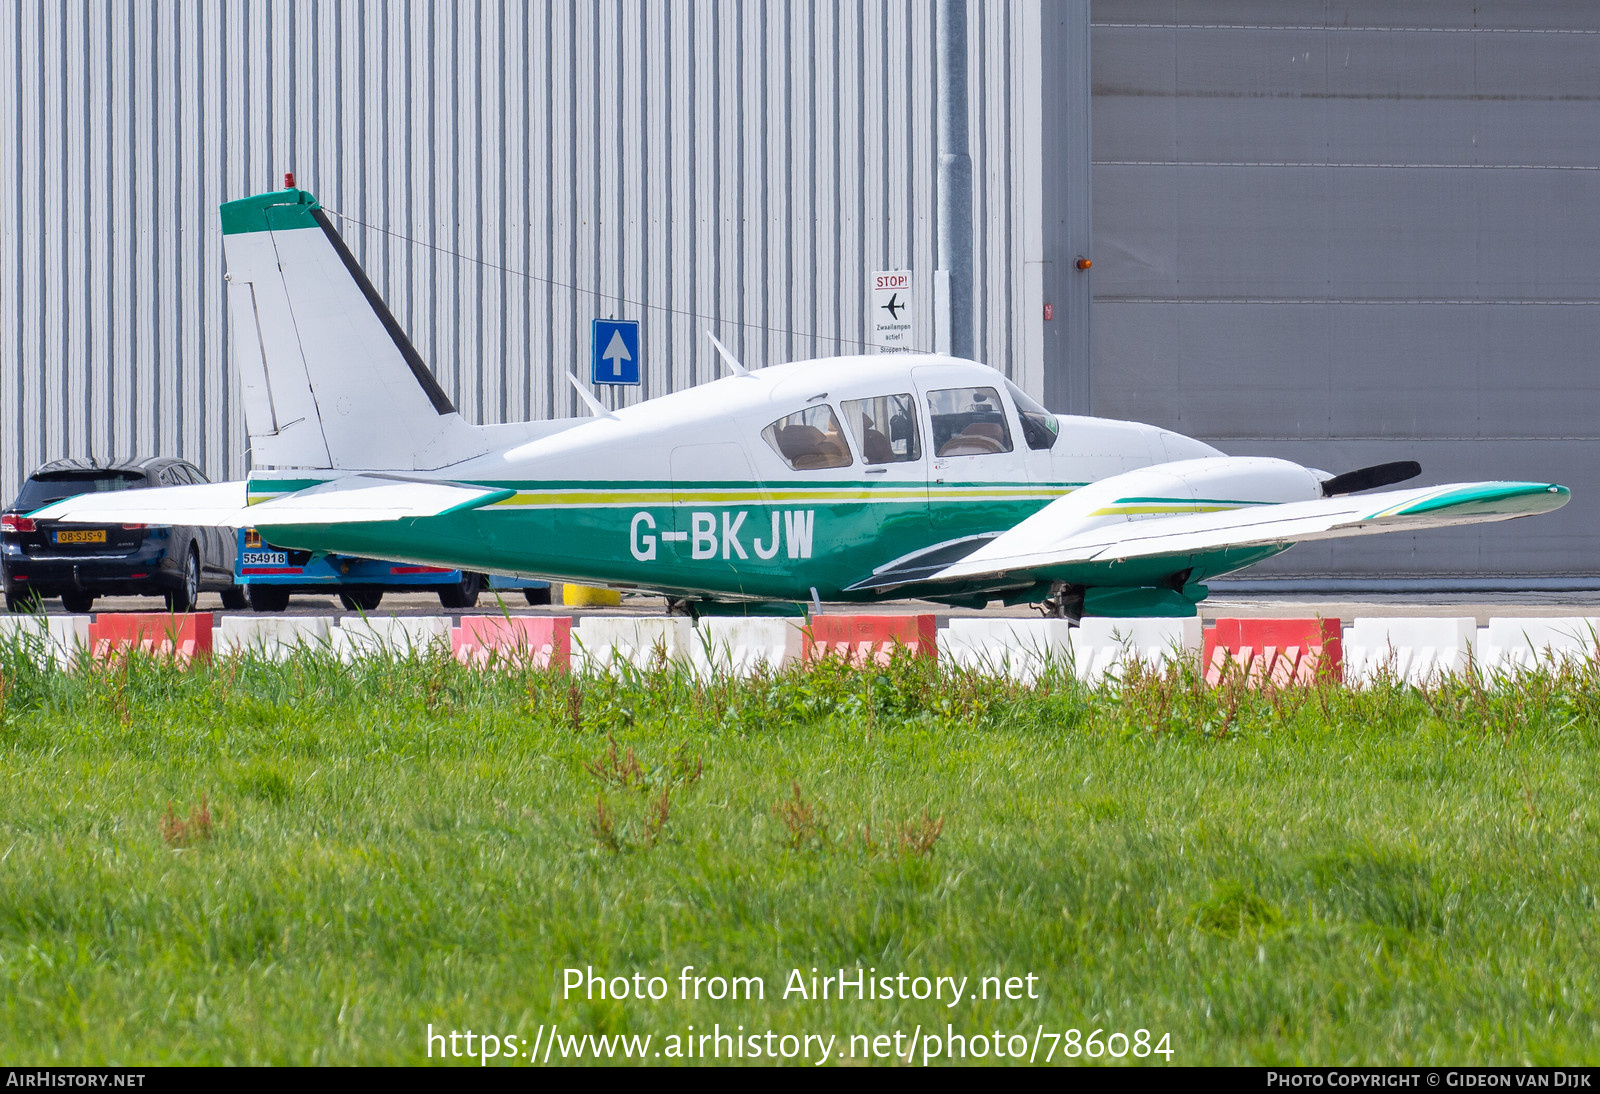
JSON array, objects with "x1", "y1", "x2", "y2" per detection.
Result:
[{"x1": 22, "y1": 587, "x2": 1600, "y2": 627}]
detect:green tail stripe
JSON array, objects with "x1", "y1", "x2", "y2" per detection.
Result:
[{"x1": 220, "y1": 189, "x2": 322, "y2": 235}]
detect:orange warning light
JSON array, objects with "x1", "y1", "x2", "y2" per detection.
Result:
[{"x1": 1075, "y1": 257, "x2": 1092, "y2": 270}]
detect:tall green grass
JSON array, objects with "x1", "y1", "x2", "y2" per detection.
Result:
[{"x1": 0, "y1": 639, "x2": 1597, "y2": 1065}]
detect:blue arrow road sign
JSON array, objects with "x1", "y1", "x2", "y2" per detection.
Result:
[{"x1": 591, "y1": 319, "x2": 640, "y2": 386}]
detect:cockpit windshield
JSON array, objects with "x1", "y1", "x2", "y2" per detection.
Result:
[{"x1": 1004, "y1": 380, "x2": 1059, "y2": 451}]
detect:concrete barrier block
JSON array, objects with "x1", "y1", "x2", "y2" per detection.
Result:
[
  {"x1": 690, "y1": 617, "x2": 805, "y2": 678},
  {"x1": 803, "y1": 614, "x2": 938, "y2": 667},
  {"x1": 329, "y1": 615, "x2": 453, "y2": 661},
  {"x1": 453, "y1": 616, "x2": 572, "y2": 670},
  {"x1": 1479, "y1": 617, "x2": 1600, "y2": 675},
  {"x1": 941, "y1": 618, "x2": 1076, "y2": 683},
  {"x1": 215, "y1": 616, "x2": 332, "y2": 659},
  {"x1": 1344, "y1": 617, "x2": 1477, "y2": 686},
  {"x1": 1204, "y1": 618, "x2": 1343, "y2": 686},
  {"x1": 88, "y1": 613, "x2": 212, "y2": 664},
  {"x1": 573, "y1": 617, "x2": 695, "y2": 673},
  {"x1": 0, "y1": 615, "x2": 90, "y2": 667},
  {"x1": 1072, "y1": 617, "x2": 1203, "y2": 687}
]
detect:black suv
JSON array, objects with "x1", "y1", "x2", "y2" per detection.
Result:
[{"x1": 2, "y1": 457, "x2": 243, "y2": 613}]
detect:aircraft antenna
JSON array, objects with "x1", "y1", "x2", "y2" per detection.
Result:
[
  {"x1": 565, "y1": 372, "x2": 615, "y2": 419},
  {"x1": 706, "y1": 332, "x2": 751, "y2": 377}
]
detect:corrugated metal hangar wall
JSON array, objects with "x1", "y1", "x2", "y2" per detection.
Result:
[
  {"x1": 1, "y1": 0, "x2": 1063, "y2": 504},
  {"x1": 1092, "y1": 1, "x2": 1600, "y2": 584}
]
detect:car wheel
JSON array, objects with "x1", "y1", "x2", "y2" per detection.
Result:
[
  {"x1": 339, "y1": 589, "x2": 383, "y2": 612},
  {"x1": 5, "y1": 590, "x2": 41, "y2": 613},
  {"x1": 247, "y1": 585, "x2": 290, "y2": 613},
  {"x1": 437, "y1": 571, "x2": 483, "y2": 609},
  {"x1": 522, "y1": 585, "x2": 553, "y2": 606},
  {"x1": 60, "y1": 591, "x2": 95, "y2": 614},
  {"x1": 220, "y1": 585, "x2": 248, "y2": 611},
  {"x1": 164, "y1": 546, "x2": 201, "y2": 613}
]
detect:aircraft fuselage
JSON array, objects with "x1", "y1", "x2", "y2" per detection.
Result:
[{"x1": 246, "y1": 355, "x2": 1286, "y2": 606}]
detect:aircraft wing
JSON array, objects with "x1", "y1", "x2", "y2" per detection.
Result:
[
  {"x1": 28, "y1": 475, "x2": 515, "y2": 528},
  {"x1": 923, "y1": 481, "x2": 1571, "y2": 585}
]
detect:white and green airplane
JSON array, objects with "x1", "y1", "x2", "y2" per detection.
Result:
[{"x1": 35, "y1": 187, "x2": 1571, "y2": 618}]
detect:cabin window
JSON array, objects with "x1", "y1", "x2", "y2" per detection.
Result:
[
  {"x1": 926, "y1": 386, "x2": 1014, "y2": 457},
  {"x1": 1004, "y1": 379, "x2": 1060, "y2": 451},
  {"x1": 841, "y1": 393, "x2": 921, "y2": 464},
  {"x1": 761, "y1": 404, "x2": 854, "y2": 470}
]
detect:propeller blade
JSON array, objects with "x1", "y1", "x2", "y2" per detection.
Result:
[{"x1": 1321, "y1": 460, "x2": 1422, "y2": 497}]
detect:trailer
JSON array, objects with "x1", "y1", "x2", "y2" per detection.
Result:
[{"x1": 235, "y1": 527, "x2": 551, "y2": 612}]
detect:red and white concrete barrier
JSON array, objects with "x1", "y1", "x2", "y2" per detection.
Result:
[
  {"x1": 1204, "y1": 618, "x2": 1343, "y2": 686},
  {"x1": 453, "y1": 616, "x2": 572, "y2": 670},
  {"x1": 88, "y1": 612, "x2": 213, "y2": 664},
  {"x1": 803, "y1": 614, "x2": 937, "y2": 667}
]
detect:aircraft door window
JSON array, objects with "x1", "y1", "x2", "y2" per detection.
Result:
[
  {"x1": 926, "y1": 387, "x2": 1014, "y2": 457},
  {"x1": 761, "y1": 404, "x2": 854, "y2": 470},
  {"x1": 841, "y1": 394, "x2": 920, "y2": 464},
  {"x1": 1004, "y1": 379, "x2": 1060, "y2": 451}
]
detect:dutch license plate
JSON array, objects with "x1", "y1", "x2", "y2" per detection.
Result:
[
  {"x1": 54, "y1": 529, "x2": 106, "y2": 544},
  {"x1": 242, "y1": 550, "x2": 288, "y2": 567}
]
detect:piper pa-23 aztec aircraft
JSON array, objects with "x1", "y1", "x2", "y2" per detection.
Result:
[{"x1": 36, "y1": 187, "x2": 1572, "y2": 619}]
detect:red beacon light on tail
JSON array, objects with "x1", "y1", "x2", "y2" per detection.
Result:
[{"x1": 283, "y1": 171, "x2": 295, "y2": 189}]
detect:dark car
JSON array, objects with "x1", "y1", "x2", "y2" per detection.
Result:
[{"x1": 1, "y1": 457, "x2": 243, "y2": 614}]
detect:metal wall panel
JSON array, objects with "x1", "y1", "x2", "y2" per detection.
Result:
[
  {"x1": 0, "y1": 0, "x2": 1039, "y2": 502},
  {"x1": 1092, "y1": 0, "x2": 1600, "y2": 582}
]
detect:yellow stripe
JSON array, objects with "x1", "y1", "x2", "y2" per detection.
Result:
[
  {"x1": 490, "y1": 488, "x2": 1071, "y2": 508},
  {"x1": 246, "y1": 484, "x2": 1079, "y2": 509},
  {"x1": 1088, "y1": 503, "x2": 1244, "y2": 517}
]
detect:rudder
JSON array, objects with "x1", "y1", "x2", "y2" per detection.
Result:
[{"x1": 221, "y1": 187, "x2": 485, "y2": 471}]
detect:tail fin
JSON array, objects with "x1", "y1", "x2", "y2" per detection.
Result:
[{"x1": 221, "y1": 188, "x2": 486, "y2": 471}]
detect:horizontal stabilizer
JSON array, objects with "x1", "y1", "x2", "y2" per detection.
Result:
[
  {"x1": 28, "y1": 481, "x2": 251, "y2": 526},
  {"x1": 927, "y1": 480, "x2": 1571, "y2": 586},
  {"x1": 29, "y1": 475, "x2": 513, "y2": 529}
]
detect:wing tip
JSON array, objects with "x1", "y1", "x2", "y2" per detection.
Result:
[{"x1": 1393, "y1": 481, "x2": 1571, "y2": 520}]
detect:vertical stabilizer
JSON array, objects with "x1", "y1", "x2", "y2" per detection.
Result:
[{"x1": 221, "y1": 188, "x2": 486, "y2": 471}]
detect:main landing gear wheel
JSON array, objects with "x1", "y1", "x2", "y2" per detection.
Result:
[
  {"x1": 164, "y1": 547, "x2": 201, "y2": 613},
  {"x1": 60, "y1": 591, "x2": 96, "y2": 614},
  {"x1": 247, "y1": 585, "x2": 291, "y2": 613},
  {"x1": 522, "y1": 586, "x2": 553, "y2": 606},
  {"x1": 339, "y1": 589, "x2": 384, "y2": 612},
  {"x1": 1038, "y1": 582, "x2": 1084, "y2": 623}
]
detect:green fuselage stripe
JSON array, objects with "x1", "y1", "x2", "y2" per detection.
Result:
[{"x1": 246, "y1": 477, "x2": 1283, "y2": 604}]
